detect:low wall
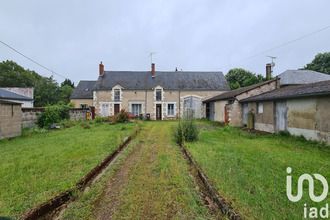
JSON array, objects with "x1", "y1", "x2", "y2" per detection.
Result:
[{"x1": 22, "y1": 108, "x2": 90, "y2": 128}]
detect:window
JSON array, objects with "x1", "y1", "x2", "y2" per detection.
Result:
[
  {"x1": 80, "y1": 104, "x2": 87, "y2": 108},
  {"x1": 167, "y1": 104, "x2": 174, "y2": 115},
  {"x1": 258, "y1": 103, "x2": 263, "y2": 114},
  {"x1": 131, "y1": 104, "x2": 142, "y2": 116},
  {"x1": 114, "y1": 89, "x2": 120, "y2": 101},
  {"x1": 156, "y1": 89, "x2": 162, "y2": 101}
]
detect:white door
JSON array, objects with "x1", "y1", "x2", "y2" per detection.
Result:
[
  {"x1": 101, "y1": 104, "x2": 109, "y2": 117},
  {"x1": 275, "y1": 101, "x2": 287, "y2": 132},
  {"x1": 242, "y1": 103, "x2": 248, "y2": 125}
]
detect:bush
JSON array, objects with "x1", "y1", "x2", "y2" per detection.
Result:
[
  {"x1": 95, "y1": 116, "x2": 104, "y2": 124},
  {"x1": 279, "y1": 130, "x2": 291, "y2": 137},
  {"x1": 38, "y1": 105, "x2": 71, "y2": 128},
  {"x1": 175, "y1": 118, "x2": 199, "y2": 144},
  {"x1": 116, "y1": 109, "x2": 130, "y2": 123}
]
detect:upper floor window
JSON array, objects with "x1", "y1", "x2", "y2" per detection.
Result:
[
  {"x1": 114, "y1": 89, "x2": 120, "y2": 101},
  {"x1": 156, "y1": 89, "x2": 162, "y2": 101}
]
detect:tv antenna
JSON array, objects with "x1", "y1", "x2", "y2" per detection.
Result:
[
  {"x1": 145, "y1": 51, "x2": 157, "y2": 64},
  {"x1": 267, "y1": 55, "x2": 276, "y2": 67}
]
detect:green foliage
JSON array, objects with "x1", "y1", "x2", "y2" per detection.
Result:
[
  {"x1": 301, "y1": 52, "x2": 330, "y2": 74},
  {"x1": 175, "y1": 118, "x2": 199, "y2": 144},
  {"x1": 279, "y1": 130, "x2": 291, "y2": 137},
  {"x1": 61, "y1": 78, "x2": 75, "y2": 88},
  {"x1": 0, "y1": 60, "x2": 42, "y2": 87},
  {"x1": 0, "y1": 60, "x2": 75, "y2": 107},
  {"x1": 37, "y1": 105, "x2": 71, "y2": 128},
  {"x1": 95, "y1": 116, "x2": 104, "y2": 124},
  {"x1": 116, "y1": 109, "x2": 130, "y2": 123},
  {"x1": 226, "y1": 68, "x2": 266, "y2": 89}
]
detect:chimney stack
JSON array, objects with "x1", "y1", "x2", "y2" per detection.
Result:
[
  {"x1": 151, "y1": 63, "x2": 155, "y2": 77},
  {"x1": 99, "y1": 61, "x2": 104, "y2": 76},
  {"x1": 266, "y1": 63, "x2": 272, "y2": 79}
]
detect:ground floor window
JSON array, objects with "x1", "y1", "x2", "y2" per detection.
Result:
[
  {"x1": 166, "y1": 102, "x2": 176, "y2": 116},
  {"x1": 131, "y1": 104, "x2": 142, "y2": 116},
  {"x1": 80, "y1": 104, "x2": 87, "y2": 108}
]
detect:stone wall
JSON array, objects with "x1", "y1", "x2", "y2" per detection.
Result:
[
  {"x1": 94, "y1": 88, "x2": 223, "y2": 120},
  {"x1": 0, "y1": 103, "x2": 22, "y2": 139},
  {"x1": 22, "y1": 108, "x2": 90, "y2": 128}
]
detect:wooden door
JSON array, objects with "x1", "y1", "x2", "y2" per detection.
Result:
[
  {"x1": 275, "y1": 101, "x2": 287, "y2": 132},
  {"x1": 224, "y1": 105, "x2": 229, "y2": 125},
  {"x1": 114, "y1": 104, "x2": 120, "y2": 115},
  {"x1": 156, "y1": 104, "x2": 162, "y2": 120},
  {"x1": 90, "y1": 106, "x2": 95, "y2": 119}
]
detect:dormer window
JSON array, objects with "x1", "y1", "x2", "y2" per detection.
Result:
[
  {"x1": 156, "y1": 89, "x2": 162, "y2": 101},
  {"x1": 114, "y1": 89, "x2": 120, "y2": 101}
]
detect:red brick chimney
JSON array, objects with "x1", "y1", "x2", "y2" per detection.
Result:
[
  {"x1": 151, "y1": 63, "x2": 155, "y2": 77},
  {"x1": 266, "y1": 63, "x2": 272, "y2": 79},
  {"x1": 99, "y1": 61, "x2": 104, "y2": 76}
]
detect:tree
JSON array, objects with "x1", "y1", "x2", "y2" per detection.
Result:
[
  {"x1": 0, "y1": 60, "x2": 41, "y2": 87},
  {"x1": 225, "y1": 68, "x2": 265, "y2": 89},
  {"x1": 58, "y1": 85, "x2": 74, "y2": 105},
  {"x1": 34, "y1": 76, "x2": 60, "y2": 107},
  {"x1": 301, "y1": 52, "x2": 330, "y2": 74},
  {"x1": 61, "y1": 78, "x2": 75, "y2": 88}
]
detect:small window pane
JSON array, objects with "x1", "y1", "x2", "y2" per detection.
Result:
[
  {"x1": 132, "y1": 104, "x2": 142, "y2": 115},
  {"x1": 114, "y1": 89, "x2": 120, "y2": 101},
  {"x1": 167, "y1": 104, "x2": 174, "y2": 115},
  {"x1": 258, "y1": 103, "x2": 263, "y2": 114},
  {"x1": 156, "y1": 89, "x2": 162, "y2": 101}
]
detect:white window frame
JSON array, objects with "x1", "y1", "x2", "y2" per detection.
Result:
[
  {"x1": 112, "y1": 85, "x2": 123, "y2": 102},
  {"x1": 131, "y1": 104, "x2": 142, "y2": 116},
  {"x1": 153, "y1": 85, "x2": 164, "y2": 102},
  {"x1": 166, "y1": 102, "x2": 176, "y2": 116},
  {"x1": 114, "y1": 89, "x2": 120, "y2": 101}
]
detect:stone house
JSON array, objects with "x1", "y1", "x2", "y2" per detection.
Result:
[
  {"x1": 0, "y1": 100, "x2": 22, "y2": 139},
  {"x1": 70, "y1": 81, "x2": 96, "y2": 108},
  {"x1": 240, "y1": 80, "x2": 330, "y2": 145},
  {"x1": 203, "y1": 79, "x2": 279, "y2": 126},
  {"x1": 0, "y1": 88, "x2": 34, "y2": 107},
  {"x1": 92, "y1": 62, "x2": 230, "y2": 120}
]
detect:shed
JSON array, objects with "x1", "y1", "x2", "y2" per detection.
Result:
[{"x1": 0, "y1": 99, "x2": 22, "y2": 140}]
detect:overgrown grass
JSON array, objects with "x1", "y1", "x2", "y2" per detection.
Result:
[
  {"x1": 0, "y1": 121, "x2": 136, "y2": 219},
  {"x1": 185, "y1": 125, "x2": 330, "y2": 219}
]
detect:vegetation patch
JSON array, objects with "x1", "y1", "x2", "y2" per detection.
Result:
[
  {"x1": 185, "y1": 124, "x2": 330, "y2": 219},
  {"x1": 0, "y1": 121, "x2": 135, "y2": 219}
]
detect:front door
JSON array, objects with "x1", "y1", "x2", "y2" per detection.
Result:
[
  {"x1": 101, "y1": 104, "x2": 109, "y2": 117},
  {"x1": 275, "y1": 101, "x2": 287, "y2": 132},
  {"x1": 114, "y1": 104, "x2": 120, "y2": 115},
  {"x1": 156, "y1": 104, "x2": 162, "y2": 120}
]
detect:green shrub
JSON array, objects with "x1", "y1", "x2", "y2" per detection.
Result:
[
  {"x1": 279, "y1": 130, "x2": 291, "y2": 137},
  {"x1": 81, "y1": 123, "x2": 91, "y2": 129},
  {"x1": 95, "y1": 116, "x2": 104, "y2": 124},
  {"x1": 175, "y1": 118, "x2": 199, "y2": 144},
  {"x1": 116, "y1": 109, "x2": 130, "y2": 123},
  {"x1": 37, "y1": 105, "x2": 71, "y2": 128}
]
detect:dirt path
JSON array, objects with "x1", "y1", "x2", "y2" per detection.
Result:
[{"x1": 84, "y1": 122, "x2": 222, "y2": 219}]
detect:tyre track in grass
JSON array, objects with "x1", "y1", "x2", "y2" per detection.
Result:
[{"x1": 93, "y1": 121, "x2": 221, "y2": 219}]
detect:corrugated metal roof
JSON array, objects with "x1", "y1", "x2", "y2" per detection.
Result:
[
  {"x1": 70, "y1": 81, "x2": 96, "y2": 99},
  {"x1": 93, "y1": 71, "x2": 230, "y2": 91},
  {"x1": 277, "y1": 70, "x2": 330, "y2": 85},
  {"x1": 0, "y1": 88, "x2": 33, "y2": 101},
  {"x1": 240, "y1": 80, "x2": 330, "y2": 103},
  {"x1": 203, "y1": 79, "x2": 277, "y2": 102}
]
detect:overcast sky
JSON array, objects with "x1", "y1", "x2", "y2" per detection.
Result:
[{"x1": 1, "y1": 0, "x2": 330, "y2": 85}]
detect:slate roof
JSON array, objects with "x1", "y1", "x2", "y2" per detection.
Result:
[
  {"x1": 277, "y1": 70, "x2": 330, "y2": 86},
  {"x1": 0, "y1": 88, "x2": 33, "y2": 101},
  {"x1": 240, "y1": 80, "x2": 330, "y2": 103},
  {"x1": 93, "y1": 71, "x2": 230, "y2": 91},
  {"x1": 203, "y1": 79, "x2": 277, "y2": 103},
  {"x1": 70, "y1": 81, "x2": 96, "y2": 99}
]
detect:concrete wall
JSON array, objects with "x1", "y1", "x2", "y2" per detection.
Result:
[
  {"x1": 71, "y1": 99, "x2": 93, "y2": 108},
  {"x1": 248, "y1": 101, "x2": 275, "y2": 133},
  {"x1": 247, "y1": 96, "x2": 330, "y2": 145},
  {"x1": 0, "y1": 103, "x2": 22, "y2": 139},
  {"x1": 94, "y1": 89, "x2": 223, "y2": 120}
]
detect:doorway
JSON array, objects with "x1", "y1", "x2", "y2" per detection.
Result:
[
  {"x1": 114, "y1": 104, "x2": 120, "y2": 115},
  {"x1": 156, "y1": 104, "x2": 162, "y2": 120}
]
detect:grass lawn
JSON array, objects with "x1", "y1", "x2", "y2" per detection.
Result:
[
  {"x1": 0, "y1": 121, "x2": 136, "y2": 219},
  {"x1": 62, "y1": 121, "x2": 216, "y2": 219},
  {"x1": 186, "y1": 122, "x2": 330, "y2": 219}
]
